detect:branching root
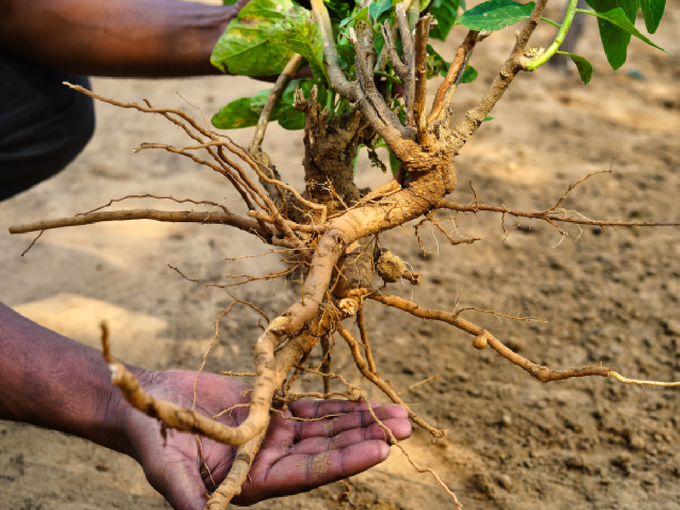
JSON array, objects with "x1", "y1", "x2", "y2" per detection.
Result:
[{"x1": 368, "y1": 294, "x2": 680, "y2": 387}]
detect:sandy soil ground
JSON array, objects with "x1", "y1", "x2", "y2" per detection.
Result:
[{"x1": 1, "y1": 1, "x2": 680, "y2": 509}]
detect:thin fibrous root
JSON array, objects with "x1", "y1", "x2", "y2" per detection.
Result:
[
  {"x1": 397, "y1": 374, "x2": 442, "y2": 397},
  {"x1": 437, "y1": 170, "x2": 680, "y2": 235},
  {"x1": 362, "y1": 398, "x2": 463, "y2": 510},
  {"x1": 170, "y1": 263, "x2": 303, "y2": 291},
  {"x1": 609, "y1": 371, "x2": 680, "y2": 387},
  {"x1": 336, "y1": 323, "x2": 447, "y2": 438},
  {"x1": 63, "y1": 81, "x2": 214, "y2": 138}
]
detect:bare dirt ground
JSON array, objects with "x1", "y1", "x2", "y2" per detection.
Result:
[{"x1": 1, "y1": 2, "x2": 680, "y2": 509}]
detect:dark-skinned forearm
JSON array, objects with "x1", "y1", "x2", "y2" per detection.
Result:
[
  {"x1": 0, "y1": 302, "x2": 137, "y2": 456},
  {"x1": 0, "y1": 0, "x2": 248, "y2": 77}
]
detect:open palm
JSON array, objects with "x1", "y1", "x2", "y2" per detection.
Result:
[{"x1": 122, "y1": 370, "x2": 411, "y2": 509}]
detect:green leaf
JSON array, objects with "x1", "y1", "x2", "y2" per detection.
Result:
[
  {"x1": 430, "y1": 0, "x2": 460, "y2": 41},
  {"x1": 484, "y1": 116, "x2": 494, "y2": 121},
  {"x1": 563, "y1": 52, "x2": 593, "y2": 84},
  {"x1": 580, "y1": 5, "x2": 668, "y2": 69},
  {"x1": 215, "y1": 79, "x2": 327, "y2": 131},
  {"x1": 212, "y1": 97, "x2": 261, "y2": 129},
  {"x1": 323, "y1": 0, "x2": 354, "y2": 24},
  {"x1": 460, "y1": 64, "x2": 478, "y2": 83},
  {"x1": 269, "y1": 5, "x2": 328, "y2": 83},
  {"x1": 456, "y1": 0, "x2": 535, "y2": 31},
  {"x1": 367, "y1": 145, "x2": 388, "y2": 173},
  {"x1": 277, "y1": 107, "x2": 307, "y2": 130},
  {"x1": 359, "y1": 140, "x2": 401, "y2": 176},
  {"x1": 340, "y1": 6, "x2": 369, "y2": 28},
  {"x1": 249, "y1": 88, "x2": 281, "y2": 120},
  {"x1": 335, "y1": 41, "x2": 357, "y2": 70},
  {"x1": 222, "y1": 0, "x2": 240, "y2": 4},
  {"x1": 426, "y1": 44, "x2": 448, "y2": 79},
  {"x1": 640, "y1": 0, "x2": 665, "y2": 33},
  {"x1": 211, "y1": 0, "x2": 295, "y2": 76},
  {"x1": 374, "y1": 70, "x2": 403, "y2": 86},
  {"x1": 584, "y1": 0, "x2": 636, "y2": 70},
  {"x1": 369, "y1": 0, "x2": 394, "y2": 23}
]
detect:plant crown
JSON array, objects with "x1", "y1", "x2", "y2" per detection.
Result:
[{"x1": 210, "y1": 0, "x2": 668, "y2": 172}]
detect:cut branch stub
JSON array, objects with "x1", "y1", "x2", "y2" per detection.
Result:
[{"x1": 414, "y1": 14, "x2": 432, "y2": 148}]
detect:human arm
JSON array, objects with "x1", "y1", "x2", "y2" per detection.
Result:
[
  {"x1": 0, "y1": 302, "x2": 412, "y2": 508},
  {"x1": 0, "y1": 0, "x2": 249, "y2": 77}
]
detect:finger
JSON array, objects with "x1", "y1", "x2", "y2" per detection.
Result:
[
  {"x1": 144, "y1": 454, "x2": 210, "y2": 510},
  {"x1": 294, "y1": 403, "x2": 409, "y2": 439},
  {"x1": 238, "y1": 440, "x2": 392, "y2": 505},
  {"x1": 286, "y1": 417, "x2": 412, "y2": 456},
  {"x1": 289, "y1": 398, "x2": 370, "y2": 418}
]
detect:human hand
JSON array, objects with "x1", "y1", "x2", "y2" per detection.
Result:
[{"x1": 122, "y1": 370, "x2": 411, "y2": 509}]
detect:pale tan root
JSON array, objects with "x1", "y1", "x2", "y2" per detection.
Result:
[
  {"x1": 362, "y1": 398, "x2": 463, "y2": 510},
  {"x1": 101, "y1": 319, "x2": 285, "y2": 447},
  {"x1": 336, "y1": 323, "x2": 447, "y2": 438},
  {"x1": 205, "y1": 432, "x2": 266, "y2": 510}
]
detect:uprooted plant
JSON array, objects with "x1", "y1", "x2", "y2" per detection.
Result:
[{"x1": 9, "y1": 0, "x2": 680, "y2": 507}]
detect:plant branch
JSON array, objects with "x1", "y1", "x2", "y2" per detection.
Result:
[
  {"x1": 250, "y1": 53, "x2": 304, "y2": 155},
  {"x1": 396, "y1": 4, "x2": 416, "y2": 126},
  {"x1": 527, "y1": 0, "x2": 579, "y2": 71},
  {"x1": 429, "y1": 30, "x2": 478, "y2": 124},
  {"x1": 247, "y1": 53, "x2": 303, "y2": 220},
  {"x1": 352, "y1": 23, "x2": 406, "y2": 137},
  {"x1": 310, "y1": 0, "x2": 359, "y2": 100},
  {"x1": 450, "y1": 0, "x2": 550, "y2": 153},
  {"x1": 413, "y1": 14, "x2": 432, "y2": 147}
]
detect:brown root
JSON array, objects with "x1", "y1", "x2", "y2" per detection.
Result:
[
  {"x1": 369, "y1": 294, "x2": 680, "y2": 387},
  {"x1": 101, "y1": 320, "x2": 282, "y2": 447}
]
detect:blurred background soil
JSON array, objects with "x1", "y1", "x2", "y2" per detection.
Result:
[{"x1": 1, "y1": 1, "x2": 680, "y2": 508}]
